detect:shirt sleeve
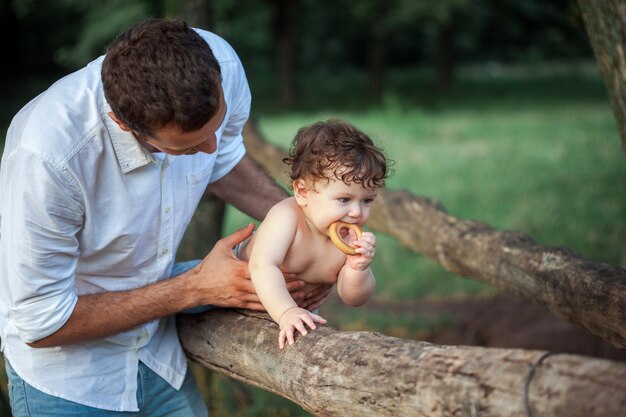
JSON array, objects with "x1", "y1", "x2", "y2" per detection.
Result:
[
  {"x1": 209, "y1": 48, "x2": 251, "y2": 184},
  {"x1": 3, "y1": 149, "x2": 83, "y2": 343}
]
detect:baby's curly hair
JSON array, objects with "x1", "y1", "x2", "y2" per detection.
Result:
[{"x1": 283, "y1": 120, "x2": 392, "y2": 189}]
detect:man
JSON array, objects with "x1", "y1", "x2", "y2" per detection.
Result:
[{"x1": 0, "y1": 18, "x2": 327, "y2": 416}]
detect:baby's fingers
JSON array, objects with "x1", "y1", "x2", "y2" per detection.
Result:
[
  {"x1": 299, "y1": 314, "x2": 321, "y2": 332},
  {"x1": 309, "y1": 313, "x2": 327, "y2": 324},
  {"x1": 279, "y1": 327, "x2": 295, "y2": 350},
  {"x1": 294, "y1": 318, "x2": 310, "y2": 336},
  {"x1": 279, "y1": 328, "x2": 286, "y2": 349},
  {"x1": 359, "y1": 232, "x2": 376, "y2": 245},
  {"x1": 356, "y1": 244, "x2": 376, "y2": 258}
]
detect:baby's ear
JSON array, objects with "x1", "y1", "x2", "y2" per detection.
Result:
[{"x1": 293, "y1": 179, "x2": 308, "y2": 207}]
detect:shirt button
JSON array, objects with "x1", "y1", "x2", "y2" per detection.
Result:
[
  {"x1": 162, "y1": 248, "x2": 169, "y2": 255},
  {"x1": 164, "y1": 207, "x2": 171, "y2": 214}
]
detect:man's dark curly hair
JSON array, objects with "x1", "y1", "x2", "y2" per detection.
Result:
[
  {"x1": 283, "y1": 119, "x2": 392, "y2": 189},
  {"x1": 102, "y1": 18, "x2": 222, "y2": 136}
]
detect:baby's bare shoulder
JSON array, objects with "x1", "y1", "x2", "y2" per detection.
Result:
[{"x1": 267, "y1": 197, "x2": 299, "y2": 218}]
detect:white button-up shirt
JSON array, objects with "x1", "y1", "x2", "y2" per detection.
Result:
[{"x1": 0, "y1": 29, "x2": 249, "y2": 412}]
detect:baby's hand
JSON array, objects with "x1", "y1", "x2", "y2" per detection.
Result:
[
  {"x1": 347, "y1": 232, "x2": 376, "y2": 271},
  {"x1": 278, "y1": 307, "x2": 327, "y2": 349}
]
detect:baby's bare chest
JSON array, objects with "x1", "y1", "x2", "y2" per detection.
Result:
[{"x1": 281, "y1": 238, "x2": 346, "y2": 285}]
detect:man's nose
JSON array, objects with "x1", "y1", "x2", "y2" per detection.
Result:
[{"x1": 196, "y1": 136, "x2": 217, "y2": 154}]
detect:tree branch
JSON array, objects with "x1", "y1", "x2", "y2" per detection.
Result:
[{"x1": 178, "y1": 309, "x2": 626, "y2": 417}]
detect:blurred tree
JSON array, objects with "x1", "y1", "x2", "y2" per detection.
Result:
[
  {"x1": 2, "y1": 0, "x2": 163, "y2": 72},
  {"x1": 2, "y1": 0, "x2": 593, "y2": 104},
  {"x1": 469, "y1": 0, "x2": 590, "y2": 63},
  {"x1": 346, "y1": 0, "x2": 472, "y2": 95},
  {"x1": 191, "y1": 0, "x2": 273, "y2": 101},
  {"x1": 1, "y1": 0, "x2": 82, "y2": 76},
  {"x1": 175, "y1": 0, "x2": 214, "y2": 29},
  {"x1": 578, "y1": 0, "x2": 626, "y2": 154},
  {"x1": 391, "y1": 0, "x2": 471, "y2": 92},
  {"x1": 1, "y1": 0, "x2": 18, "y2": 76},
  {"x1": 351, "y1": 0, "x2": 392, "y2": 98},
  {"x1": 268, "y1": 0, "x2": 300, "y2": 105},
  {"x1": 52, "y1": 0, "x2": 160, "y2": 68}
]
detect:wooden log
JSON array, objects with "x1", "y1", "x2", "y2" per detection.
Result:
[
  {"x1": 242, "y1": 119, "x2": 626, "y2": 349},
  {"x1": 178, "y1": 309, "x2": 626, "y2": 417},
  {"x1": 367, "y1": 189, "x2": 626, "y2": 349}
]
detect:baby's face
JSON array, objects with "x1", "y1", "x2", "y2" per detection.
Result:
[{"x1": 301, "y1": 177, "x2": 379, "y2": 234}]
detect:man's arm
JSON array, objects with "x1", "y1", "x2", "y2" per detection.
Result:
[
  {"x1": 208, "y1": 154, "x2": 288, "y2": 220},
  {"x1": 28, "y1": 224, "x2": 268, "y2": 348}
]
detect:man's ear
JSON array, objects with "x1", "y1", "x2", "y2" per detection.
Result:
[
  {"x1": 107, "y1": 112, "x2": 132, "y2": 132},
  {"x1": 293, "y1": 179, "x2": 308, "y2": 207}
]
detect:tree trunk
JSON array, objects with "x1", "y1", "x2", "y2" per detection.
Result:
[
  {"x1": 178, "y1": 309, "x2": 626, "y2": 417},
  {"x1": 178, "y1": 0, "x2": 214, "y2": 29},
  {"x1": 272, "y1": 0, "x2": 299, "y2": 105},
  {"x1": 435, "y1": 21, "x2": 454, "y2": 93},
  {"x1": 368, "y1": 32, "x2": 386, "y2": 99},
  {"x1": 578, "y1": 0, "x2": 626, "y2": 154},
  {"x1": 242, "y1": 118, "x2": 626, "y2": 349},
  {"x1": 367, "y1": 5, "x2": 388, "y2": 99}
]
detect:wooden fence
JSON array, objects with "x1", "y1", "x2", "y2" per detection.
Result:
[{"x1": 178, "y1": 310, "x2": 626, "y2": 417}]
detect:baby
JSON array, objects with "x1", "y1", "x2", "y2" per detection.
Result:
[{"x1": 238, "y1": 119, "x2": 391, "y2": 348}]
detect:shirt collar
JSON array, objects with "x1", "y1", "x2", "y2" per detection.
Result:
[{"x1": 102, "y1": 101, "x2": 159, "y2": 174}]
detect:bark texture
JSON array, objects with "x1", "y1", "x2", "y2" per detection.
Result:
[
  {"x1": 272, "y1": 0, "x2": 299, "y2": 105},
  {"x1": 578, "y1": 0, "x2": 626, "y2": 153},
  {"x1": 242, "y1": 119, "x2": 626, "y2": 348},
  {"x1": 178, "y1": 309, "x2": 626, "y2": 417}
]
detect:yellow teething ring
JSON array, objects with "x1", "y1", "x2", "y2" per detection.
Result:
[{"x1": 329, "y1": 221, "x2": 362, "y2": 255}]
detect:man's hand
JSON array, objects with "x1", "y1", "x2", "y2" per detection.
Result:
[
  {"x1": 189, "y1": 224, "x2": 306, "y2": 310},
  {"x1": 296, "y1": 283, "x2": 333, "y2": 311}
]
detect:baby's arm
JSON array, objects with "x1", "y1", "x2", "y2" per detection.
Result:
[
  {"x1": 337, "y1": 232, "x2": 377, "y2": 306},
  {"x1": 248, "y1": 202, "x2": 326, "y2": 349}
]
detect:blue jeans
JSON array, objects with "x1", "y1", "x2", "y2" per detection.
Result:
[
  {"x1": 4, "y1": 260, "x2": 213, "y2": 417},
  {"x1": 5, "y1": 360, "x2": 207, "y2": 417}
]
